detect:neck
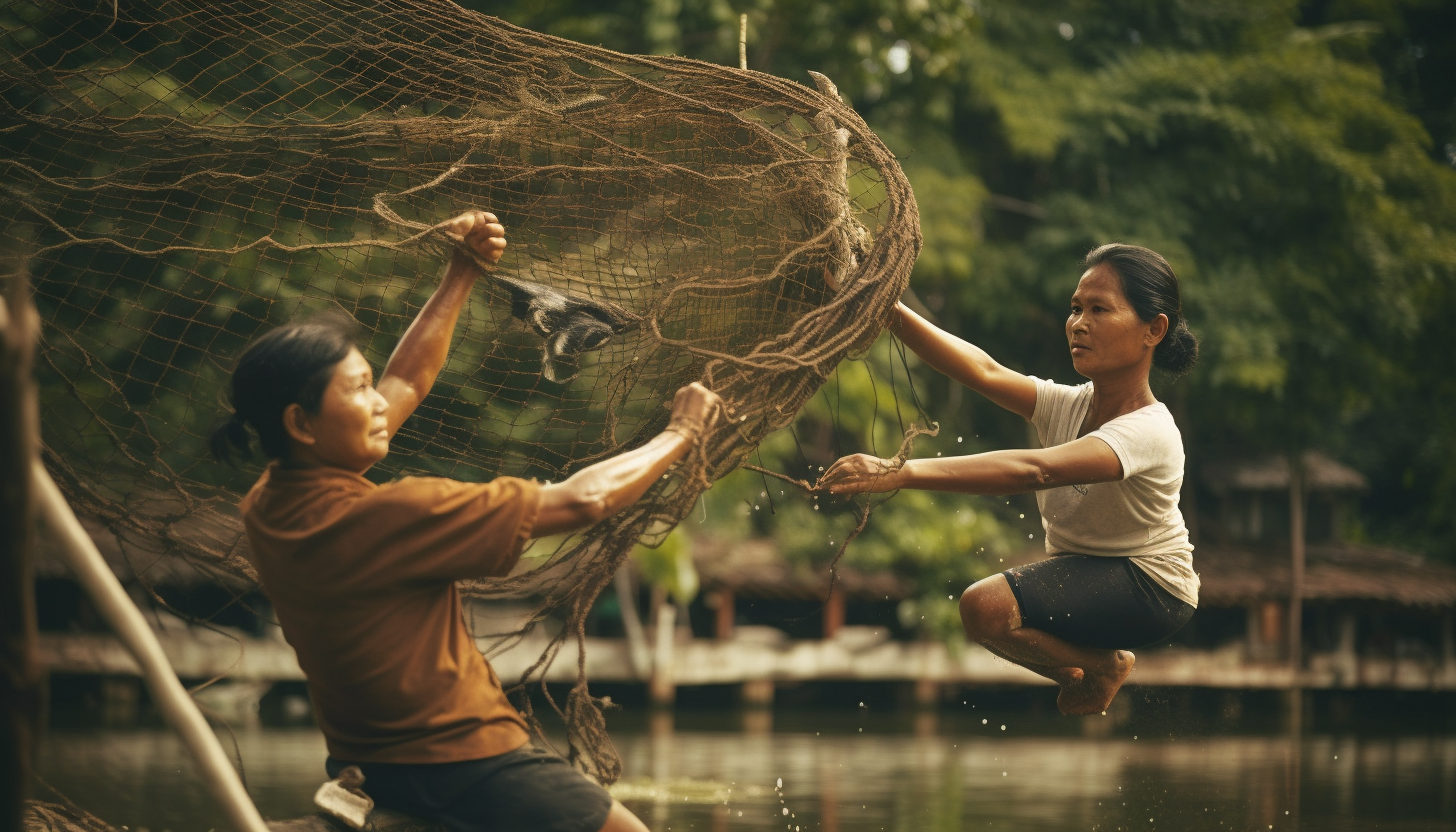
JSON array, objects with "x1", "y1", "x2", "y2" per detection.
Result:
[{"x1": 1087, "y1": 364, "x2": 1156, "y2": 420}]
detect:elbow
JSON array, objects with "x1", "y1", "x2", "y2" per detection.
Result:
[
  {"x1": 1016, "y1": 461, "x2": 1055, "y2": 492},
  {"x1": 562, "y1": 476, "x2": 615, "y2": 525},
  {"x1": 562, "y1": 487, "x2": 612, "y2": 525}
]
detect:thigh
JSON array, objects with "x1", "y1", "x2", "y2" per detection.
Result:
[{"x1": 1003, "y1": 555, "x2": 1191, "y2": 650}]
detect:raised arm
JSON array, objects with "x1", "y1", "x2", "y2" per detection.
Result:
[
  {"x1": 889, "y1": 302, "x2": 1038, "y2": 420},
  {"x1": 817, "y1": 435, "x2": 1123, "y2": 496},
  {"x1": 530, "y1": 382, "x2": 722, "y2": 537},
  {"x1": 376, "y1": 210, "x2": 506, "y2": 434}
]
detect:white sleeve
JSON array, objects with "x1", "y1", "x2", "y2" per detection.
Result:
[
  {"x1": 1086, "y1": 409, "x2": 1179, "y2": 480},
  {"x1": 1030, "y1": 377, "x2": 1083, "y2": 446}
]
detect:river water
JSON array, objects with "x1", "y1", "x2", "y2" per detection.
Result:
[{"x1": 34, "y1": 710, "x2": 1456, "y2": 832}]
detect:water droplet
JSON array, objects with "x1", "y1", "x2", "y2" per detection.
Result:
[
  {"x1": 1000, "y1": 724, "x2": 1006, "y2": 730},
  {"x1": 981, "y1": 719, "x2": 987, "y2": 724},
  {"x1": 957, "y1": 436, "x2": 962, "y2": 442},
  {"x1": 1019, "y1": 513, "x2": 1025, "y2": 519},
  {"x1": 782, "y1": 808, "x2": 788, "y2": 816}
]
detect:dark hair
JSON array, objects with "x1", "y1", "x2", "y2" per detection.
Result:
[
  {"x1": 1084, "y1": 243, "x2": 1199, "y2": 377},
  {"x1": 209, "y1": 313, "x2": 360, "y2": 464}
]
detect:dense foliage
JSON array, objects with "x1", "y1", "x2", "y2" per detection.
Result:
[{"x1": 478, "y1": 0, "x2": 1456, "y2": 626}]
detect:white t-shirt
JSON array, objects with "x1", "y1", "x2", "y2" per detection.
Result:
[{"x1": 1030, "y1": 377, "x2": 1199, "y2": 608}]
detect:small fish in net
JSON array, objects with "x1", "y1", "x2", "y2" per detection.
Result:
[{"x1": 0, "y1": 0, "x2": 920, "y2": 782}]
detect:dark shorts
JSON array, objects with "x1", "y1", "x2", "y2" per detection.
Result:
[
  {"x1": 1002, "y1": 554, "x2": 1195, "y2": 650},
  {"x1": 326, "y1": 745, "x2": 613, "y2": 832}
]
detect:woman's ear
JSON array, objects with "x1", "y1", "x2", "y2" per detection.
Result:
[
  {"x1": 1146, "y1": 313, "x2": 1170, "y2": 347},
  {"x1": 282, "y1": 402, "x2": 316, "y2": 447}
]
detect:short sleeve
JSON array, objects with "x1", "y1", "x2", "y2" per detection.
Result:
[
  {"x1": 1030, "y1": 376, "x2": 1089, "y2": 447},
  {"x1": 1086, "y1": 408, "x2": 1180, "y2": 481},
  {"x1": 343, "y1": 476, "x2": 542, "y2": 585}
]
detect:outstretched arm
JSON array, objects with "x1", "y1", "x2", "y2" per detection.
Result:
[
  {"x1": 888, "y1": 302, "x2": 1038, "y2": 420},
  {"x1": 817, "y1": 435, "x2": 1123, "y2": 496},
  {"x1": 531, "y1": 383, "x2": 722, "y2": 537},
  {"x1": 377, "y1": 210, "x2": 506, "y2": 434}
]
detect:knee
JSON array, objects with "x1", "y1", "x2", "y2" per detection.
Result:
[{"x1": 959, "y1": 578, "x2": 1014, "y2": 643}]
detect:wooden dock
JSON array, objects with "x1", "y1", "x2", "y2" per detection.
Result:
[{"x1": 37, "y1": 622, "x2": 1456, "y2": 695}]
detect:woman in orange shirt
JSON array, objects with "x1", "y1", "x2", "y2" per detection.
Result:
[{"x1": 212, "y1": 210, "x2": 716, "y2": 832}]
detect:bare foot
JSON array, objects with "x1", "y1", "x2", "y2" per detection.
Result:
[{"x1": 1056, "y1": 650, "x2": 1135, "y2": 716}]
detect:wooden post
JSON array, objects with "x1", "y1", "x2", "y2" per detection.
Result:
[
  {"x1": 1285, "y1": 455, "x2": 1306, "y2": 731},
  {"x1": 613, "y1": 567, "x2": 651, "y2": 679},
  {"x1": 740, "y1": 678, "x2": 774, "y2": 708},
  {"x1": 1335, "y1": 612, "x2": 1357, "y2": 685},
  {"x1": 1, "y1": 260, "x2": 42, "y2": 832},
  {"x1": 712, "y1": 589, "x2": 734, "y2": 641},
  {"x1": 822, "y1": 587, "x2": 845, "y2": 640},
  {"x1": 1288, "y1": 456, "x2": 1306, "y2": 672},
  {"x1": 648, "y1": 587, "x2": 675, "y2": 707}
]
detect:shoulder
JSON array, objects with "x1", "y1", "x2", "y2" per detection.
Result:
[
  {"x1": 1115, "y1": 403, "x2": 1182, "y2": 442},
  {"x1": 1032, "y1": 377, "x2": 1091, "y2": 415},
  {"x1": 1090, "y1": 403, "x2": 1184, "y2": 475},
  {"x1": 1031, "y1": 377, "x2": 1092, "y2": 434}
]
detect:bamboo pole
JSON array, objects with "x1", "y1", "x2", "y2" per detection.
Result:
[
  {"x1": 31, "y1": 460, "x2": 271, "y2": 832},
  {"x1": 738, "y1": 14, "x2": 747, "y2": 70}
]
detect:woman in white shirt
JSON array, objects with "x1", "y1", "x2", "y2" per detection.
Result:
[{"x1": 819, "y1": 244, "x2": 1199, "y2": 715}]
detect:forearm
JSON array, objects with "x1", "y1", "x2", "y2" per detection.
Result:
[
  {"x1": 533, "y1": 431, "x2": 692, "y2": 536},
  {"x1": 380, "y1": 256, "x2": 478, "y2": 396},
  {"x1": 570, "y1": 431, "x2": 691, "y2": 516},
  {"x1": 890, "y1": 302, "x2": 1000, "y2": 392},
  {"x1": 896, "y1": 449, "x2": 1051, "y2": 495}
]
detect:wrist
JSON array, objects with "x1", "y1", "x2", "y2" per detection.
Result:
[
  {"x1": 662, "y1": 421, "x2": 701, "y2": 445},
  {"x1": 889, "y1": 459, "x2": 913, "y2": 489},
  {"x1": 887, "y1": 304, "x2": 907, "y2": 334}
]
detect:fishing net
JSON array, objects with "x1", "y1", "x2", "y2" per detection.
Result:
[{"x1": 0, "y1": 0, "x2": 919, "y2": 783}]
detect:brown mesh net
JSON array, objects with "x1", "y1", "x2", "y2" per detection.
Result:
[{"x1": 1, "y1": 0, "x2": 919, "y2": 783}]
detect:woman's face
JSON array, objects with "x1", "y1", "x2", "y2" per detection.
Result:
[
  {"x1": 1066, "y1": 264, "x2": 1166, "y2": 379},
  {"x1": 287, "y1": 347, "x2": 390, "y2": 471}
]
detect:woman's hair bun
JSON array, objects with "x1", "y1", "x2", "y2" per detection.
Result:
[{"x1": 1153, "y1": 320, "x2": 1199, "y2": 377}]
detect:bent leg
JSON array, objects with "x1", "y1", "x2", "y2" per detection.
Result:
[
  {"x1": 597, "y1": 800, "x2": 650, "y2": 832},
  {"x1": 960, "y1": 575, "x2": 1134, "y2": 715}
]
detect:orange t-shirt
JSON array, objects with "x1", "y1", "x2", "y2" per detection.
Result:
[{"x1": 239, "y1": 462, "x2": 541, "y2": 764}]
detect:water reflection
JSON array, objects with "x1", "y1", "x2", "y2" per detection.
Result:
[{"x1": 34, "y1": 716, "x2": 1456, "y2": 832}]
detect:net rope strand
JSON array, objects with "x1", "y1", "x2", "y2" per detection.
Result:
[{"x1": 1, "y1": 0, "x2": 921, "y2": 786}]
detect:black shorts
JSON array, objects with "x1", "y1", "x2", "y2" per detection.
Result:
[
  {"x1": 326, "y1": 745, "x2": 613, "y2": 832},
  {"x1": 1002, "y1": 554, "x2": 1194, "y2": 650}
]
